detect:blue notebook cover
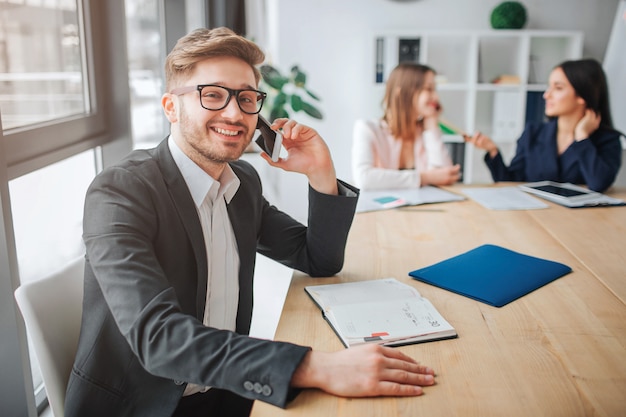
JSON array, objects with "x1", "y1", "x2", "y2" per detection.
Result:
[{"x1": 408, "y1": 244, "x2": 572, "y2": 307}]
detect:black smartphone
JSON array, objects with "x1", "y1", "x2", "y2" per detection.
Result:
[{"x1": 255, "y1": 115, "x2": 283, "y2": 162}]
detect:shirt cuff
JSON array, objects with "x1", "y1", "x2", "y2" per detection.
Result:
[{"x1": 337, "y1": 179, "x2": 359, "y2": 197}]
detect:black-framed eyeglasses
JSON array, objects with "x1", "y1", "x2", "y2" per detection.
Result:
[{"x1": 170, "y1": 84, "x2": 267, "y2": 115}]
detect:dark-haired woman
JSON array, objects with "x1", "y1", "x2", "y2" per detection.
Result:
[
  {"x1": 466, "y1": 58, "x2": 622, "y2": 192},
  {"x1": 352, "y1": 63, "x2": 461, "y2": 190}
]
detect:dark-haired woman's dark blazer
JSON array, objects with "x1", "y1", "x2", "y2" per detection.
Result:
[{"x1": 485, "y1": 119, "x2": 622, "y2": 192}]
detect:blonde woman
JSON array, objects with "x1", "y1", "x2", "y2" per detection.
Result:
[{"x1": 352, "y1": 62, "x2": 461, "y2": 190}]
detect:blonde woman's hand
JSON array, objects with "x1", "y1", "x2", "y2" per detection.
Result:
[{"x1": 421, "y1": 164, "x2": 461, "y2": 186}]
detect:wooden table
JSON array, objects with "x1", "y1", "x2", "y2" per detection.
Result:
[{"x1": 251, "y1": 186, "x2": 626, "y2": 417}]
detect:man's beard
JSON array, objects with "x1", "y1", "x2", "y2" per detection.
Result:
[{"x1": 178, "y1": 102, "x2": 252, "y2": 164}]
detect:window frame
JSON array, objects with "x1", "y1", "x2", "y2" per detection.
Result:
[
  {"x1": 1, "y1": 0, "x2": 214, "y2": 413},
  {"x1": 0, "y1": 0, "x2": 133, "y2": 415},
  {"x1": 2, "y1": 0, "x2": 127, "y2": 181}
]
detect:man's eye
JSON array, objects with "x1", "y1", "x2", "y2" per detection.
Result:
[
  {"x1": 239, "y1": 92, "x2": 257, "y2": 103},
  {"x1": 203, "y1": 91, "x2": 223, "y2": 99}
]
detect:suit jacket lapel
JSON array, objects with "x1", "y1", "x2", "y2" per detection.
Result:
[
  {"x1": 226, "y1": 162, "x2": 257, "y2": 334},
  {"x1": 154, "y1": 140, "x2": 209, "y2": 318}
]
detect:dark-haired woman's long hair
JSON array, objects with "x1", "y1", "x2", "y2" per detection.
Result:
[{"x1": 559, "y1": 58, "x2": 614, "y2": 129}]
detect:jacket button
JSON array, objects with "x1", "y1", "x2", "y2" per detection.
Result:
[
  {"x1": 243, "y1": 381, "x2": 254, "y2": 391},
  {"x1": 262, "y1": 384, "x2": 272, "y2": 396},
  {"x1": 174, "y1": 380, "x2": 184, "y2": 386},
  {"x1": 253, "y1": 382, "x2": 263, "y2": 394}
]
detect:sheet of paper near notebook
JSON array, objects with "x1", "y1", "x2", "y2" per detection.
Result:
[{"x1": 356, "y1": 187, "x2": 464, "y2": 212}]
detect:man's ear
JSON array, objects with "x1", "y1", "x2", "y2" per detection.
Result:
[{"x1": 162, "y1": 93, "x2": 179, "y2": 123}]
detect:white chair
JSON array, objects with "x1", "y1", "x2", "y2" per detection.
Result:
[
  {"x1": 14, "y1": 256, "x2": 85, "y2": 417},
  {"x1": 613, "y1": 136, "x2": 626, "y2": 188}
]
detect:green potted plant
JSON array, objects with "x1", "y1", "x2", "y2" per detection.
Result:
[
  {"x1": 490, "y1": 1, "x2": 527, "y2": 29},
  {"x1": 260, "y1": 64, "x2": 323, "y2": 121}
]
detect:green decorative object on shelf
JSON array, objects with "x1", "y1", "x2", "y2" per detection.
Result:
[
  {"x1": 490, "y1": 1, "x2": 527, "y2": 29},
  {"x1": 260, "y1": 64, "x2": 323, "y2": 121}
]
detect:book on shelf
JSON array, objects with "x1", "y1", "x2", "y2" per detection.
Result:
[
  {"x1": 491, "y1": 74, "x2": 521, "y2": 84},
  {"x1": 375, "y1": 37, "x2": 384, "y2": 83},
  {"x1": 304, "y1": 278, "x2": 457, "y2": 348}
]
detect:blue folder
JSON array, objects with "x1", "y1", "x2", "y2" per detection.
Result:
[{"x1": 408, "y1": 244, "x2": 572, "y2": 307}]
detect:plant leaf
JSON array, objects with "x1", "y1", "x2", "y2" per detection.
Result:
[
  {"x1": 291, "y1": 66, "x2": 307, "y2": 87},
  {"x1": 270, "y1": 106, "x2": 289, "y2": 121},
  {"x1": 261, "y1": 64, "x2": 282, "y2": 78},
  {"x1": 301, "y1": 101, "x2": 323, "y2": 119},
  {"x1": 304, "y1": 88, "x2": 321, "y2": 101},
  {"x1": 261, "y1": 64, "x2": 288, "y2": 90},
  {"x1": 290, "y1": 94, "x2": 303, "y2": 112},
  {"x1": 273, "y1": 92, "x2": 287, "y2": 107}
]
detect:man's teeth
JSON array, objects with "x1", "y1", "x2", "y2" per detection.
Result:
[{"x1": 214, "y1": 127, "x2": 238, "y2": 136}]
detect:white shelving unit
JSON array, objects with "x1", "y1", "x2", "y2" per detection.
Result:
[{"x1": 373, "y1": 30, "x2": 583, "y2": 183}]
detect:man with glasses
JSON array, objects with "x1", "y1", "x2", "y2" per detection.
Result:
[{"x1": 65, "y1": 27, "x2": 436, "y2": 417}]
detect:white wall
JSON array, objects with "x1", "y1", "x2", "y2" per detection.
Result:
[
  {"x1": 263, "y1": 0, "x2": 619, "y2": 220},
  {"x1": 603, "y1": 0, "x2": 626, "y2": 136}
]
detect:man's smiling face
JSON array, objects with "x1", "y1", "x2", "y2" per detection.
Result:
[{"x1": 169, "y1": 56, "x2": 259, "y2": 174}]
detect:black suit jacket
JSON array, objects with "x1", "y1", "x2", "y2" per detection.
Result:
[{"x1": 65, "y1": 139, "x2": 358, "y2": 417}]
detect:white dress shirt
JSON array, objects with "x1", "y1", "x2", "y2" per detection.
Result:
[{"x1": 168, "y1": 137, "x2": 240, "y2": 395}]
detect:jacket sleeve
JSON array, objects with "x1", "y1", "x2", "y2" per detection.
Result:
[
  {"x1": 485, "y1": 124, "x2": 534, "y2": 182},
  {"x1": 254, "y1": 179, "x2": 358, "y2": 277}
]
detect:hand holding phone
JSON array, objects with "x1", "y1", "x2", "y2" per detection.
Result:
[{"x1": 255, "y1": 115, "x2": 283, "y2": 162}]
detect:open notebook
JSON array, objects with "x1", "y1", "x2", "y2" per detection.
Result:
[{"x1": 305, "y1": 278, "x2": 457, "y2": 347}]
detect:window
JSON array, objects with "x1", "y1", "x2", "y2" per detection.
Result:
[
  {"x1": 0, "y1": 0, "x2": 131, "y2": 414},
  {"x1": 1, "y1": 0, "x2": 114, "y2": 179},
  {"x1": 0, "y1": 0, "x2": 87, "y2": 131},
  {"x1": 1, "y1": 1, "x2": 209, "y2": 413},
  {"x1": 10, "y1": 150, "x2": 94, "y2": 285},
  {"x1": 125, "y1": 0, "x2": 167, "y2": 149},
  {"x1": 8, "y1": 149, "x2": 95, "y2": 404}
]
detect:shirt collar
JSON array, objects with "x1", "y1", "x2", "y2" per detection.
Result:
[{"x1": 168, "y1": 136, "x2": 240, "y2": 208}]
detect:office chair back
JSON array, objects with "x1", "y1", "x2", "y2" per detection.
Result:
[
  {"x1": 444, "y1": 140, "x2": 466, "y2": 182},
  {"x1": 14, "y1": 256, "x2": 85, "y2": 417}
]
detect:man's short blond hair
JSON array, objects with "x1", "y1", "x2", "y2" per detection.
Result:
[{"x1": 164, "y1": 27, "x2": 265, "y2": 91}]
